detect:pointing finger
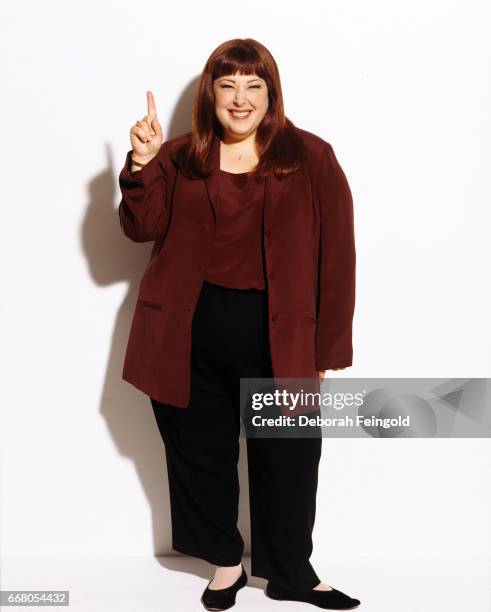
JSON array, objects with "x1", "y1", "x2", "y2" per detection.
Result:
[{"x1": 147, "y1": 90, "x2": 157, "y2": 117}]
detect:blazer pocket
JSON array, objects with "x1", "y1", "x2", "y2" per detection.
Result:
[{"x1": 136, "y1": 299, "x2": 162, "y2": 311}]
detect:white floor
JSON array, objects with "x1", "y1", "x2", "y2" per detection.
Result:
[{"x1": 1, "y1": 554, "x2": 490, "y2": 611}]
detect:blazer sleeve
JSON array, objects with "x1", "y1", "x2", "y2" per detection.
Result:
[
  {"x1": 118, "y1": 141, "x2": 169, "y2": 243},
  {"x1": 315, "y1": 143, "x2": 356, "y2": 371}
]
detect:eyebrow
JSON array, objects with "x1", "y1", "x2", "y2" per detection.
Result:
[{"x1": 218, "y1": 77, "x2": 262, "y2": 84}]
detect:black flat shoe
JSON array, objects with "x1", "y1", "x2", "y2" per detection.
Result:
[
  {"x1": 266, "y1": 581, "x2": 361, "y2": 610},
  {"x1": 201, "y1": 563, "x2": 248, "y2": 611}
]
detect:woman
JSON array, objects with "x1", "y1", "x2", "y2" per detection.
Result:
[{"x1": 118, "y1": 38, "x2": 359, "y2": 611}]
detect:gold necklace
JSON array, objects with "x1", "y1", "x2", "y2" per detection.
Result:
[{"x1": 220, "y1": 140, "x2": 250, "y2": 161}]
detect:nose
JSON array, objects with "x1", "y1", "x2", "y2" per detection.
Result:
[{"x1": 233, "y1": 89, "x2": 247, "y2": 105}]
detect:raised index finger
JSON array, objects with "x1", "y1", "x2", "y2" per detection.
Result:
[{"x1": 147, "y1": 90, "x2": 157, "y2": 117}]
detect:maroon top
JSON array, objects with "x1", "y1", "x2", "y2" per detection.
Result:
[{"x1": 204, "y1": 169, "x2": 267, "y2": 290}]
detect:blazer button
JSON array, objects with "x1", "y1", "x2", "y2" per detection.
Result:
[
  {"x1": 268, "y1": 271, "x2": 275, "y2": 281},
  {"x1": 271, "y1": 312, "x2": 278, "y2": 322}
]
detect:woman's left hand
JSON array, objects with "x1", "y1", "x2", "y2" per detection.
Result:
[{"x1": 317, "y1": 367, "x2": 345, "y2": 381}]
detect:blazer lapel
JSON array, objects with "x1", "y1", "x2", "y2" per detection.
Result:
[
  {"x1": 263, "y1": 168, "x2": 287, "y2": 234},
  {"x1": 203, "y1": 133, "x2": 287, "y2": 231},
  {"x1": 203, "y1": 134, "x2": 220, "y2": 224}
]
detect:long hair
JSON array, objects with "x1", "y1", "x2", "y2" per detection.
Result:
[{"x1": 172, "y1": 38, "x2": 309, "y2": 179}]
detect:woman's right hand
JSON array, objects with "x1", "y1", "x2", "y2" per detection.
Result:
[{"x1": 130, "y1": 91, "x2": 164, "y2": 163}]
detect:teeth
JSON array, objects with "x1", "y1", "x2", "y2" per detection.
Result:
[{"x1": 230, "y1": 110, "x2": 251, "y2": 118}]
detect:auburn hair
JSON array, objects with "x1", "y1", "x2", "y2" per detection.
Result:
[{"x1": 171, "y1": 38, "x2": 309, "y2": 180}]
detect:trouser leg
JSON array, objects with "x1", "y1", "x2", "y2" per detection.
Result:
[
  {"x1": 227, "y1": 291, "x2": 323, "y2": 590},
  {"x1": 150, "y1": 282, "x2": 244, "y2": 566},
  {"x1": 150, "y1": 394, "x2": 244, "y2": 566},
  {"x1": 246, "y1": 434, "x2": 322, "y2": 589}
]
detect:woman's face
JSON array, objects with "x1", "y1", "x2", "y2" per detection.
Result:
[{"x1": 213, "y1": 72, "x2": 269, "y2": 140}]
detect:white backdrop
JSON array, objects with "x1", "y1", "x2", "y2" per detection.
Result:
[{"x1": 1, "y1": 0, "x2": 490, "y2": 572}]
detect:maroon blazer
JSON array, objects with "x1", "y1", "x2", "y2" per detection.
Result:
[{"x1": 118, "y1": 127, "x2": 356, "y2": 408}]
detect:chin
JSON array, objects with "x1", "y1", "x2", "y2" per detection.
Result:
[
  {"x1": 230, "y1": 124, "x2": 250, "y2": 132},
  {"x1": 231, "y1": 120, "x2": 256, "y2": 132}
]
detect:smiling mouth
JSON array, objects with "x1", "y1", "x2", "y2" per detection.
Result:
[{"x1": 228, "y1": 109, "x2": 252, "y2": 119}]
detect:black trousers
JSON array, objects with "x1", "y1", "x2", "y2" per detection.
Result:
[{"x1": 150, "y1": 280, "x2": 323, "y2": 590}]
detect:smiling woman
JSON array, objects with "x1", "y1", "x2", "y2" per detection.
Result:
[
  {"x1": 118, "y1": 36, "x2": 358, "y2": 611},
  {"x1": 173, "y1": 39, "x2": 310, "y2": 180}
]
